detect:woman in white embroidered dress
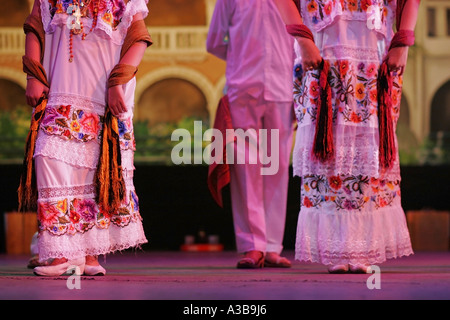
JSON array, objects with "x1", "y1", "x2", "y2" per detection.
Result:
[
  {"x1": 25, "y1": 0, "x2": 150, "y2": 276},
  {"x1": 275, "y1": 0, "x2": 419, "y2": 272}
]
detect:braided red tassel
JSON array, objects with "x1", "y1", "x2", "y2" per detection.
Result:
[
  {"x1": 312, "y1": 59, "x2": 334, "y2": 161},
  {"x1": 18, "y1": 56, "x2": 49, "y2": 212},
  {"x1": 94, "y1": 108, "x2": 126, "y2": 215},
  {"x1": 377, "y1": 62, "x2": 396, "y2": 169},
  {"x1": 18, "y1": 96, "x2": 47, "y2": 212},
  {"x1": 285, "y1": 24, "x2": 334, "y2": 162}
]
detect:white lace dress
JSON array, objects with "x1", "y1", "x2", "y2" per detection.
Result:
[
  {"x1": 33, "y1": 0, "x2": 148, "y2": 261},
  {"x1": 292, "y1": 0, "x2": 413, "y2": 265}
]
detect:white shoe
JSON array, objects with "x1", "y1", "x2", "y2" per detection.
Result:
[
  {"x1": 34, "y1": 257, "x2": 85, "y2": 277},
  {"x1": 84, "y1": 264, "x2": 106, "y2": 276}
]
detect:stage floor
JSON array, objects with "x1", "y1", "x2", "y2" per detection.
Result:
[{"x1": 0, "y1": 250, "x2": 449, "y2": 301}]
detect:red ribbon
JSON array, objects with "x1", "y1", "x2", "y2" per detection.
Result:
[
  {"x1": 286, "y1": 24, "x2": 315, "y2": 42},
  {"x1": 389, "y1": 29, "x2": 415, "y2": 49}
]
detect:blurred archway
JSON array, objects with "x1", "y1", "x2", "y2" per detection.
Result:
[{"x1": 137, "y1": 78, "x2": 208, "y2": 126}]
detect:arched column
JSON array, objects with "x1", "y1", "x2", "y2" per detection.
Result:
[
  {"x1": 0, "y1": 67, "x2": 26, "y2": 90},
  {"x1": 136, "y1": 66, "x2": 217, "y2": 125}
]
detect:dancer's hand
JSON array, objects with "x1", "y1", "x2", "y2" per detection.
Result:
[
  {"x1": 107, "y1": 85, "x2": 128, "y2": 117},
  {"x1": 26, "y1": 78, "x2": 48, "y2": 107},
  {"x1": 296, "y1": 37, "x2": 322, "y2": 71},
  {"x1": 385, "y1": 46, "x2": 409, "y2": 75}
]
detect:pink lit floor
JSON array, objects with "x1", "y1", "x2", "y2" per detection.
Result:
[{"x1": 0, "y1": 250, "x2": 449, "y2": 300}]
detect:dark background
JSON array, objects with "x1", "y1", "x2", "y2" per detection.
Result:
[{"x1": 1, "y1": 164, "x2": 449, "y2": 253}]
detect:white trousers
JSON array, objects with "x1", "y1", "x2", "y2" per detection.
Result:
[{"x1": 228, "y1": 94, "x2": 294, "y2": 254}]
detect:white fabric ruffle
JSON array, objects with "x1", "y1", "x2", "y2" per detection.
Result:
[
  {"x1": 299, "y1": 0, "x2": 396, "y2": 40},
  {"x1": 295, "y1": 202, "x2": 413, "y2": 266},
  {"x1": 38, "y1": 220, "x2": 147, "y2": 261},
  {"x1": 292, "y1": 124, "x2": 401, "y2": 181}
]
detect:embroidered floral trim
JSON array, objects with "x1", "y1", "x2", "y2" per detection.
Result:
[
  {"x1": 40, "y1": 104, "x2": 103, "y2": 142},
  {"x1": 301, "y1": 174, "x2": 401, "y2": 211},
  {"x1": 42, "y1": 92, "x2": 136, "y2": 149},
  {"x1": 293, "y1": 59, "x2": 402, "y2": 126},
  {"x1": 38, "y1": 189, "x2": 142, "y2": 236},
  {"x1": 117, "y1": 117, "x2": 136, "y2": 151},
  {"x1": 48, "y1": 0, "x2": 127, "y2": 29}
]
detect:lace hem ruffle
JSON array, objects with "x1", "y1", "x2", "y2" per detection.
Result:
[
  {"x1": 322, "y1": 45, "x2": 380, "y2": 63},
  {"x1": 292, "y1": 124, "x2": 401, "y2": 180},
  {"x1": 37, "y1": 220, "x2": 148, "y2": 261},
  {"x1": 38, "y1": 175, "x2": 135, "y2": 199},
  {"x1": 34, "y1": 132, "x2": 136, "y2": 170},
  {"x1": 295, "y1": 204, "x2": 414, "y2": 265},
  {"x1": 48, "y1": 92, "x2": 106, "y2": 116},
  {"x1": 296, "y1": 245, "x2": 414, "y2": 266},
  {"x1": 39, "y1": 184, "x2": 96, "y2": 200},
  {"x1": 294, "y1": 44, "x2": 382, "y2": 66},
  {"x1": 35, "y1": 132, "x2": 100, "y2": 169}
]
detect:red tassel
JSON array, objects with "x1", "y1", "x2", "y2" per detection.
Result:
[
  {"x1": 377, "y1": 62, "x2": 396, "y2": 169},
  {"x1": 377, "y1": 28, "x2": 414, "y2": 169},
  {"x1": 18, "y1": 56, "x2": 49, "y2": 212},
  {"x1": 94, "y1": 109, "x2": 126, "y2": 215},
  {"x1": 312, "y1": 59, "x2": 334, "y2": 161},
  {"x1": 17, "y1": 97, "x2": 47, "y2": 212}
]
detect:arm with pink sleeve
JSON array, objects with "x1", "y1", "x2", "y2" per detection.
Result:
[{"x1": 206, "y1": 0, "x2": 234, "y2": 61}]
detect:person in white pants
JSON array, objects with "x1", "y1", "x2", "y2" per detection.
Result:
[{"x1": 207, "y1": 0, "x2": 295, "y2": 268}]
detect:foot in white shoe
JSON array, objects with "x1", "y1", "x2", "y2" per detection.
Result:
[
  {"x1": 84, "y1": 264, "x2": 106, "y2": 276},
  {"x1": 34, "y1": 257, "x2": 85, "y2": 277},
  {"x1": 84, "y1": 255, "x2": 106, "y2": 276}
]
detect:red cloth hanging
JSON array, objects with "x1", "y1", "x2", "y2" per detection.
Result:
[{"x1": 207, "y1": 96, "x2": 234, "y2": 208}]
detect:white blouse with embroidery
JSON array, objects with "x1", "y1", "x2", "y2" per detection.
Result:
[{"x1": 34, "y1": 0, "x2": 148, "y2": 170}]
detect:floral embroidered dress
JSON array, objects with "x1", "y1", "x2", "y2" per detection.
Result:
[
  {"x1": 34, "y1": 0, "x2": 148, "y2": 261},
  {"x1": 293, "y1": 0, "x2": 413, "y2": 265}
]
